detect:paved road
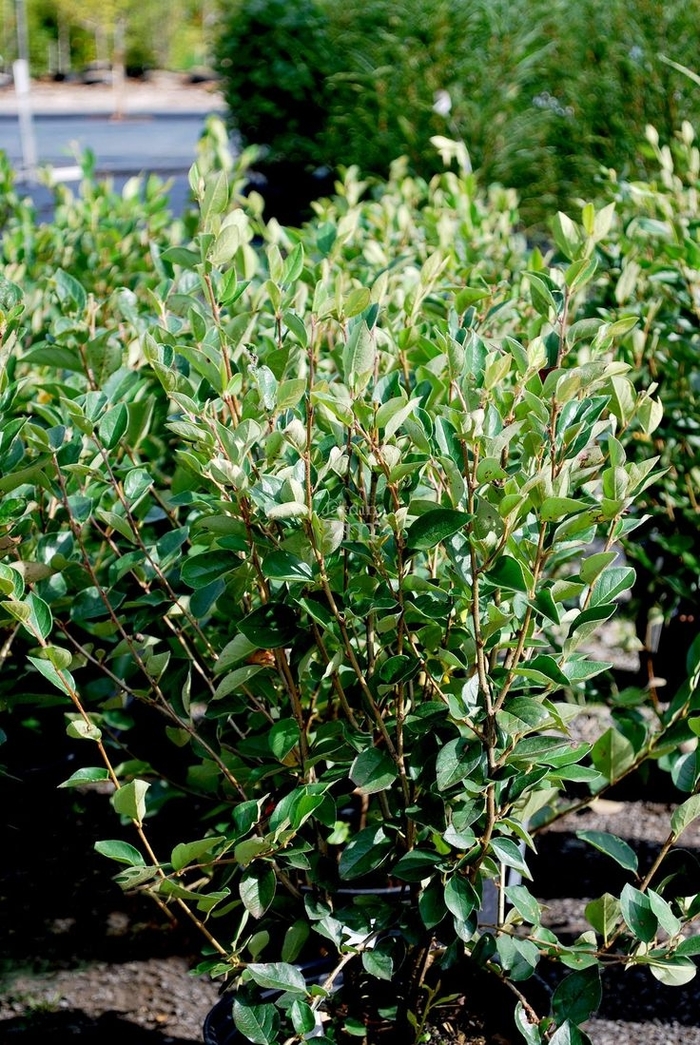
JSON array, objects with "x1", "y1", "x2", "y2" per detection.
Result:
[{"x1": 0, "y1": 110, "x2": 222, "y2": 217}]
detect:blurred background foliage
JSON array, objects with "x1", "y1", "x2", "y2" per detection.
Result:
[
  {"x1": 215, "y1": 0, "x2": 700, "y2": 227},
  {"x1": 1, "y1": 0, "x2": 700, "y2": 222}
]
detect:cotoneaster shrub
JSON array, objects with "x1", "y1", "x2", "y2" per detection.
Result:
[{"x1": 2, "y1": 128, "x2": 700, "y2": 1045}]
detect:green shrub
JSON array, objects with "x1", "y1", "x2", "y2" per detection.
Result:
[
  {"x1": 583, "y1": 123, "x2": 700, "y2": 669},
  {"x1": 2, "y1": 127, "x2": 700, "y2": 1044},
  {"x1": 214, "y1": 0, "x2": 335, "y2": 170},
  {"x1": 214, "y1": 0, "x2": 700, "y2": 228}
]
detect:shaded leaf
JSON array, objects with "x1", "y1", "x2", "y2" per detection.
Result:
[{"x1": 576, "y1": 831, "x2": 638, "y2": 873}]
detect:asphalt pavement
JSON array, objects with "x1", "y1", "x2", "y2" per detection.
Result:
[{"x1": 0, "y1": 71, "x2": 226, "y2": 217}]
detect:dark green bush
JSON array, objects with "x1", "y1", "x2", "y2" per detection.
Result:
[
  {"x1": 214, "y1": 0, "x2": 700, "y2": 228},
  {"x1": 214, "y1": 0, "x2": 335, "y2": 170}
]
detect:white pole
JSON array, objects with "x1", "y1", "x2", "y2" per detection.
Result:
[{"x1": 14, "y1": 0, "x2": 37, "y2": 182}]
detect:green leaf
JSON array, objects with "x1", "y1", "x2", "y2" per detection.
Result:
[
  {"x1": 240, "y1": 865, "x2": 277, "y2": 918},
  {"x1": 343, "y1": 321, "x2": 376, "y2": 394},
  {"x1": 486, "y1": 555, "x2": 531, "y2": 594},
  {"x1": 98, "y1": 403, "x2": 128, "y2": 450},
  {"x1": 620, "y1": 884, "x2": 657, "y2": 942},
  {"x1": 362, "y1": 947, "x2": 394, "y2": 981},
  {"x1": 112, "y1": 779, "x2": 150, "y2": 823},
  {"x1": 490, "y1": 837, "x2": 532, "y2": 880},
  {"x1": 232, "y1": 1000, "x2": 279, "y2": 1045},
  {"x1": 350, "y1": 748, "x2": 398, "y2": 794},
  {"x1": 201, "y1": 170, "x2": 229, "y2": 224},
  {"x1": 262, "y1": 551, "x2": 313, "y2": 584},
  {"x1": 590, "y1": 728, "x2": 635, "y2": 783},
  {"x1": 94, "y1": 839, "x2": 146, "y2": 866},
  {"x1": 393, "y1": 850, "x2": 442, "y2": 882},
  {"x1": 671, "y1": 795, "x2": 700, "y2": 839},
  {"x1": 524, "y1": 271, "x2": 557, "y2": 316},
  {"x1": 54, "y1": 267, "x2": 87, "y2": 311},
  {"x1": 343, "y1": 286, "x2": 372, "y2": 317},
  {"x1": 43, "y1": 645, "x2": 73, "y2": 670},
  {"x1": 269, "y1": 720, "x2": 300, "y2": 761},
  {"x1": 496, "y1": 934, "x2": 540, "y2": 981},
  {"x1": 647, "y1": 889, "x2": 681, "y2": 936},
  {"x1": 213, "y1": 664, "x2": 265, "y2": 699},
  {"x1": 552, "y1": 966, "x2": 601, "y2": 1026},
  {"x1": 58, "y1": 767, "x2": 110, "y2": 788},
  {"x1": 576, "y1": 831, "x2": 638, "y2": 873},
  {"x1": 565, "y1": 256, "x2": 598, "y2": 294},
  {"x1": 26, "y1": 591, "x2": 52, "y2": 641},
  {"x1": 238, "y1": 605, "x2": 299, "y2": 648},
  {"x1": 66, "y1": 718, "x2": 102, "y2": 741},
  {"x1": 161, "y1": 245, "x2": 200, "y2": 269},
  {"x1": 514, "y1": 1002, "x2": 543, "y2": 1045},
  {"x1": 504, "y1": 884, "x2": 541, "y2": 925},
  {"x1": 675, "y1": 935, "x2": 700, "y2": 958},
  {"x1": 549, "y1": 1020, "x2": 593, "y2": 1045},
  {"x1": 584, "y1": 894, "x2": 620, "y2": 944},
  {"x1": 444, "y1": 874, "x2": 479, "y2": 922},
  {"x1": 405, "y1": 508, "x2": 472, "y2": 551},
  {"x1": 181, "y1": 552, "x2": 234, "y2": 588},
  {"x1": 291, "y1": 999, "x2": 316, "y2": 1036},
  {"x1": 339, "y1": 826, "x2": 392, "y2": 880},
  {"x1": 171, "y1": 837, "x2": 225, "y2": 872},
  {"x1": 539, "y1": 497, "x2": 588, "y2": 522},
  {"x1": 247, "y1": 962, "x2": 307, "y2": 994},
  {"x1": 648, "y1": 957, "x2": 697, "y2": 987},
  {"x1": 589, "y1": 567, "x2": 635, "y2": 607},
  {"x1": 435, "y1": 738, "x2": 482, "y2": 790},
  {"x1": 282, "y1": 243, "x2": 304, "y2": 285},
  {"x1": 282, "y1": 920, "x2": 310, "y2": 963},
  {"x1": 580, "y1": 551, "x2": 619, "y2": 585}
]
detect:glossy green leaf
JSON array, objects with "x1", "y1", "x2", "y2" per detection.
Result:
[
  {"x1": 620, "y1": 884, "x2": 657, "y2": 942},
  {"x1": 490, "y1": 837, "x2": 532, "y2": 880},
  {"x1": 405, "y1": 508, "x2": 472, "y2": 551},
  {"x1": 343, "y1": 321, "x2": 376, "y2": 394},
  {"x1": 98, "y1": 403, "x2": 128, "y2": 449},
  {"x1": 393, "y1": 849, "x2": 442, "y2": 882},
  {"x1": 291, "y1": 999, "x2": 316, "y2": 1036},
  {"x1": 171, "y1": 837, "x2": 226, "y2": 873},
  {"x1": 350, "y1": 748, "x2": 398, "y2": 794},
  {"x1": 232, "y1": 1000, "x2": 279, "y2": 1045},
  {"x1": 671, "y1": 795, "x2": 700, "y2": 839},
  {"x1": 240, "y1": 866, "x2": 277, "y2": 918},
  {"x1": 58, "y1": 767, "x2": 110, "y2": 789},
  {"x1": 181, "y1": 552, "x2": 234, "y2": 588},
  {"x1": 94, "y1": 839, "x2": 146, "y2": 866},
  {"x1": 112, "y1": 779, "x2": 150, "y2": 823},
  {"x1": 486, "y1": 555, "x2": 531, "y2": 594},
  {"x1": 549, "y1": 1020, "x2": 593, "y2": 1045},
  {"x1": 66, "y1": 718, "x2": 102, "y2": 741},
  {"x1": 444, "y1": 874, "x2": 479, "y2": 922},
  {"x1": 576, "y1": 831, "x2": 638, "y2": 873},
  {"x1": 262, "y1": 551, "x2": 313, "y2": 584},
  {"x1": 648, "y1": 957, "x2": 697, "y2": 987},
  {"x1": 584, "y1": 894, "x2": 620, "y2": 944},
  {"x1": 552, "y1": 966, "x2": 601, "y2": 1026},
  {"x1": 590, "y1": 728, "x2": 635, "y2": 782},
  {"x1": 338, "y1": 826, "x2": 392, "y2": 880},
  {"x1": 247, "y1": 962, "x2": 307, "y2": 994},
  {"x1": 238, "y1": 604, "x2": 299, "y2": 648}
]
